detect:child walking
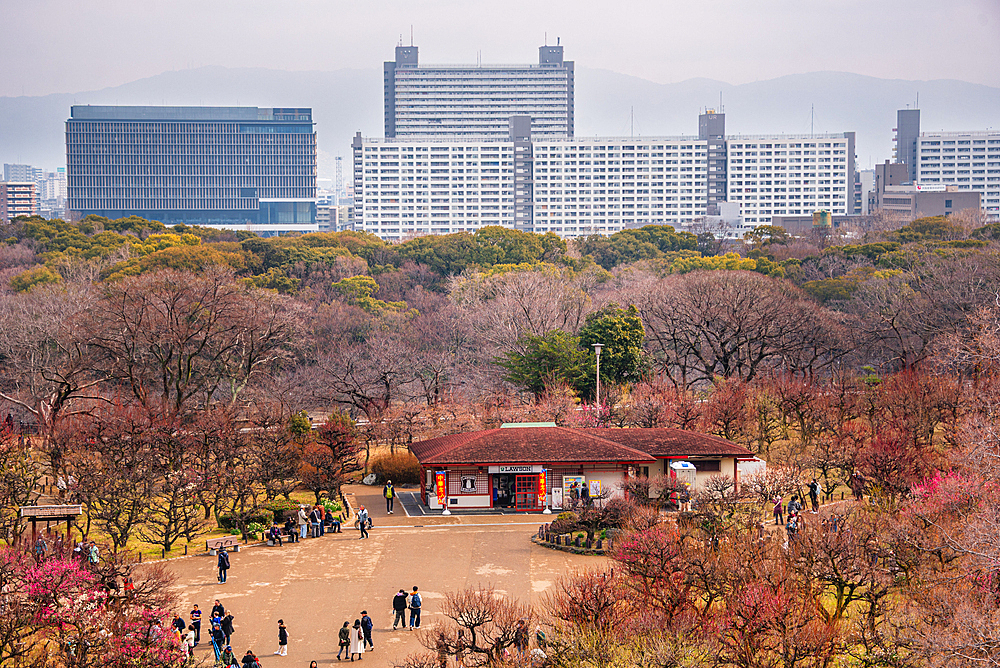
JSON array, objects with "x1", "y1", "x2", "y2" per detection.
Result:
[{"x1": 273, "y1": 619, "x2": 288, "y2": 656}]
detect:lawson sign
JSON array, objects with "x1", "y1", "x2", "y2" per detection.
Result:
[{"x1": 488, "y1": 465, "x2": 544, "y2": 474}]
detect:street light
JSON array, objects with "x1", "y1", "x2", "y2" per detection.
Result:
[{"x1": 592, "y1": 343, "x2": 604, "y2": 410}]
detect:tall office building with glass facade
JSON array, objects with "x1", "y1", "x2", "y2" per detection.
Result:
[{"x1": 66, "y1": 106, "x2": 317, "y2": 233}]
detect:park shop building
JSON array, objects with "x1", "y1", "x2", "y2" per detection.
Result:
[{"x1": 409, "y1": 423, "x2": 755, "y2": 512}]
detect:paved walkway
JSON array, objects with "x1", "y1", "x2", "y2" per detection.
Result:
[{"x1": 163, "y1": 485, "x2": 601, "y2": 667}]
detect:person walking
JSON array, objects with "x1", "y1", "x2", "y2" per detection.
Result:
[
  {"x1": 274, "y1": 619, "x2": 288, "y2": 656},
  {"x1": 772, "y1": 496, "x2": 784, "y2": 526},
  {"x1": 408, "y1": 586, "x2": 422, "y2": 630},
  {"x1": 360, "y1": 610, "x2": 374, "y2": 650},
  {"x1": 87, "y1": 541, "x2": 99, "y2": 569},
  {"x1": 190, "y1": 604, "x2": 203, "y2": 646},
  {"x1": 337, "y1": 621, "x2": 351, "y2": 660},
  {"x1": 217, "y1": 547, "x2": 231, "y2": 584},
  {"x1": 383, "y1": 480, "x2": 395, "y2": 514},
  {"x1": 349, "y1": 619, "x2": 365, "y2": 661},
  {"x1": 297, "y1": 506, "x2": 309, "y2": 540},
  {"x1": 513, "y1": 619, "x2": 528, "y2": 657},
  {"x1": 221, "y1": 612, "x2": 235, "y2": 647},
  {"x1": 392, "y1": 589, "x2": 408, "y2": 630},
  {"x1": 358, "y1": 506, "x2": 369, "y2": 540}
]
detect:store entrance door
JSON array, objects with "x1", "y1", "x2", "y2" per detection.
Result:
[{"x1": 515, "y1": 474, "x2": 539, "y2": 511}]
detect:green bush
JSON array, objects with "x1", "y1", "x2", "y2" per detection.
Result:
[
  {"x1": 263, "y1": 498, "x2": 300, "y2": 523},
  {"x1": 218, "y1": 510, "x2": 273, "y2": 531},
  {"x1": 370, "y1": 451, "x2": 421, "y2": 484},
  {"x1": 320, "y1": 497, "x2": 343, "y2": 515}
]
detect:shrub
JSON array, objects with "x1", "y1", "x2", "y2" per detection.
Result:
[
  {"x1": 218, "y1": 510, "x2": 273, "y2": 531},
  {"x1": 320, "y1": 497, "x2": 343, "y2": 515},
  {"x1": 370, "y1": 451, "x2": 421, "y2": 484},
  {"x1": 263, "y1": 498, "x2": 300, "y2": 523}
]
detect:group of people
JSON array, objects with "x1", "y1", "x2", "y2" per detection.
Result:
[
  {"x1": 294, "y1": 504, "x2": 343, "y2": 540},
  {"x1": 391, "y1": 586, "x2": 423, "y2": 631},
  {"x1": 771, "y1": 479, "x2": 826, "y2": 544},
  {"x1": 337, "y1": 611, "x2": 374, "y2": 661},
  {"x1": 171, "y1": 600, "x2": 240, "y2": 665}
]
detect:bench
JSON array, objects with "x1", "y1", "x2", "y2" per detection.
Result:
[{"x1": 206, "y1": 536, "x2": 240, "y2": 553}]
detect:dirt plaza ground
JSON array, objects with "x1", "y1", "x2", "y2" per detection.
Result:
[{"x1": 162, "y1": 485, "x2": 602, "y2": 667}]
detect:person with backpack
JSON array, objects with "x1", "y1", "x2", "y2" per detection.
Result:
[
  {"x1": 218, "y1": 547, "x2": 231, "y2": 584},
  {"x1": 337, "y1": 621, "x2": 351, "y2": 660},
  {"x1": 383, "y1": 480, "x2": 395, "y2": 514},
  {"x1": 274, "y1": 620, "x2": 288, "y2": 656},
  {"x1": 360, "y1": 610, "x2": 374, "y2": 650},
  {"x1": 409, "y1": 586, "x2": 422, "y2": 629},
  {"x1": 392, "y1": 589, "x2": 408, "y2": 630}
]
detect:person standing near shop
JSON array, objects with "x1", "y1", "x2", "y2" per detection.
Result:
[
  {"x1": 409, "y1": 586, "x2": 422, "y2": 630},
  {"x1": 274, "y1": 619, "x2": 288, "y2": 656},
  {"x1": 383, "y1": 480, "x2": 395, "y2": 514}
]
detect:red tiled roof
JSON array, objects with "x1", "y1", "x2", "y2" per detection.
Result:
[
  {"x1": 579, "y1": 428, "x2": 753, "y2": 458},
  {"x1": 409, "y1": 427, "x2": 657, "y2": 466}
]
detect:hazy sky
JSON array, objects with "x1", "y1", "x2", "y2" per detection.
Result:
[{"x1": 2, "y1": 0, "x2": 999, "y2": 97}]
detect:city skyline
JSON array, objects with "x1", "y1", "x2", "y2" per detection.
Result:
[{"x1": 2, "y1": 0, "x2": 999, "y2": 99}]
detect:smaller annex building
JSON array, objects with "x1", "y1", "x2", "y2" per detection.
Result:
[{"x1": 409, "y1": 423, "x2": 755, "y2": 512}]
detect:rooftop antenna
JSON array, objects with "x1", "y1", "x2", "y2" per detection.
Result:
[
  {"x1": 410, "y1": 25, "x2": 413, "y2": 46},
  {"x1": 545, "y1": 32, "x2": 547, "y2": 46},
  {"x1": 720, "y1": 91, "x2": 723, "y2": 113},
  {"x1": 631, "y1": 106, "x2": 634, "y2": 138},
  {"x1": 916, "y1": 91, "x2": 919, "y2": 108},
  {"x1": 810, "y1": 103, "x2": 815, "y2": 136},
  {"x1": 557, "y1": 36, "x2": 560, "y2": 46},
  {"x1": 398, "y1": 34, "x2": 403, "y2": 47}
]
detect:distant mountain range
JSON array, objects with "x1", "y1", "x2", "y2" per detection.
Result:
[{"x1": 2, "y1": 67, "x2": 998, "y2": 179}]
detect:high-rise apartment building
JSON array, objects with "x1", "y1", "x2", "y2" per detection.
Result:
[
  {"x1": 0, "y1": 182, "x2": 39, "y2": 222},
  {"x1": 913, "y1": 130, "x2": 1000, "y2": 219},
  {"x1": 383, "y1": 44, "x2": 574, "y2": 139},
  {"x1": 354, "y1": 122, "x2": 710, "y2": 240},
  {"x1": 353, "y1": 112, "x2": 858, "y2": 239},
  {"x1": 66, "y1": 105, "x2": 318, "y2": 233},
  {"x1": 888, "y1": 108, "x2": 998, "y2": 219},
  {"x1": 726, "y1": 133, "x2": 855, "y2": 224}
]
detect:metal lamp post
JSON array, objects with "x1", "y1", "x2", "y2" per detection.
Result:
[{"x1": 592, "y1": 343, "x2": 604, "y2": 411}]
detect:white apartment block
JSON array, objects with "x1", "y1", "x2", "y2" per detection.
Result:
[
  {"x1": 914, "y1": 132, "x2": 1000, "y2": 219},
  {"x1": 726, "y1": 133, "x2": 856, "y2": 225},
  {"x1": 384, "y1": 45, "x2": 573, "y2": 139},
  {"x1": 352, "y1": 130, "x2": 710, "y2": 241}
]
